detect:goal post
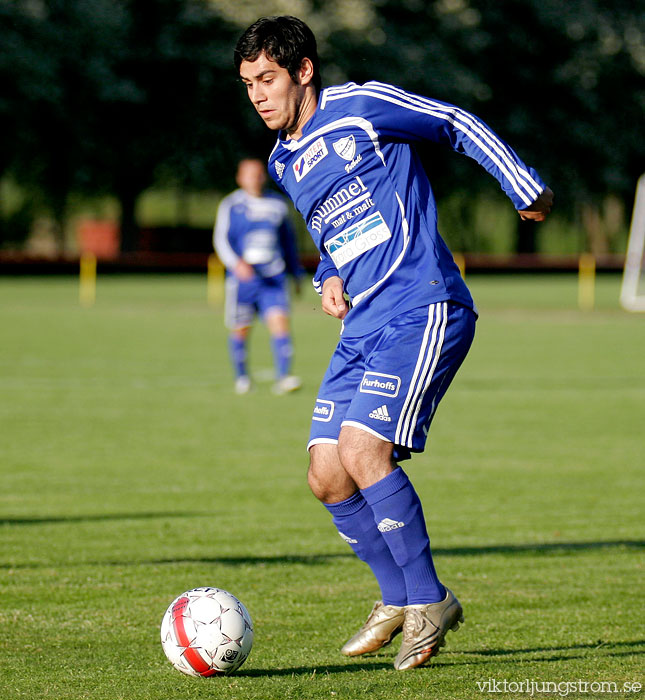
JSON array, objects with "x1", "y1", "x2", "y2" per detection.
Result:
[{"x1": 620, "y1": 173, "x2": 645, "y2": 311}]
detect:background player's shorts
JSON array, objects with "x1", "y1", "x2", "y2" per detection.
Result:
[
  {"x1": 224, "y1": 273, "x2": 290, "y2": 329},
  {"x1": 308, "y1": 302, "x2": 476, "y2": 461}
]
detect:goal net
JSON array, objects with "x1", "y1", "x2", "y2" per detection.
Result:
[{"x1": 620, "y1": 174, "x2": 645, "y2": 311}]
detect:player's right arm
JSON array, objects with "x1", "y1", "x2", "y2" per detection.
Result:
[
  {"x1": 321, "y1": 276, "x2": 348, "y2": 320},
  {"x1": 313, "y1": 254, "x2": 348, "y2": 319}
]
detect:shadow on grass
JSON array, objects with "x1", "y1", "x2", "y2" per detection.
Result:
[
  {"x1": 0, "y1": 533, "x2": 643, "y2": 570},
  {"x1": 461, "y1": 638, "x2": 645, "y2": 658},
  {"x1": 2, "y1": 513, "x2": 642, "y2": 558},
  {"x1": 0, "y1": 512, "x2": 209, "y2": 526},
  {"x1": 238, "y1": 660, "x2": 393, "y2": 677},
  {"x1": 435, "y1": 540, "x2": 645, "y2": 556},
  {"x1": 434, "y1": 639, "x2": 645, "y2": 667},
  {"x1": 235, "y1": 640, "x2": 645, "y2": 677}
]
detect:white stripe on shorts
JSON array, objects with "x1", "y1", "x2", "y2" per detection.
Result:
[{"x1": 395, "y1": 302, "x2": 448, "y2": 448}]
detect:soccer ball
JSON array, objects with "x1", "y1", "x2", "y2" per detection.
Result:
[{"x1": 160, "y1": 587, "x2": 253, "y2": 677}]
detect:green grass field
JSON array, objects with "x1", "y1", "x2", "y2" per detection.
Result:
[{"x1": 1, "y1": 274, "x2": 643, "y2": 700}]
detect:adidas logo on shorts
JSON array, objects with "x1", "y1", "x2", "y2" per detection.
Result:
[
  {"x1": 377, "y1": 517, "x2": 405, "y2": 532},
  {"x1": 369, "y1": 405, "x2": 392, "y2": 422}
]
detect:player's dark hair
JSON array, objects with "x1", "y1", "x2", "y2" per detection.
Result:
[{"x1": 234, "y1": 16, "x2": 321, "y2": 94}]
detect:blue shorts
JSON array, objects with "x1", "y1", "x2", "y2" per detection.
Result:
[
  {"x1": 308, "y1": 302, "x2": 476, "y2": 461},
  {"x1": 224, "y1": 273, "x2": 290, "y2": 329}
]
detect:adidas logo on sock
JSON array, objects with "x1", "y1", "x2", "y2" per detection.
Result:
[
  {"x1": 369, "y1": 405, "x2": 392, "y2": 422},
  {"x1": 377, "y1": 517, "x2": 405, "y2": 532},
  {"x1": 338, "y1": 531, "x2": 358, "y2": 544}
]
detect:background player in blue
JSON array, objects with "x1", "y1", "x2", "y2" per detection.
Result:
[
  {"x1": 214, "y1": 157, "x2": 303, "y2": 395},
  {"x1": 235, "y1": 16, "x2": 554, "y2": 669}
]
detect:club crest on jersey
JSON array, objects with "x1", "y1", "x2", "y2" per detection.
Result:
[
  {"x1": 293, "y1": 137, "x2": 328, "y2": 182},
  {"x1": 333, "y1": 134, "x2": 362, "y2": 173}
]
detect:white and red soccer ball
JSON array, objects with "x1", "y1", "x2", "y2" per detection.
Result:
[{"x1": 160, "y1": 587, "x2": 253, "y2": 677}]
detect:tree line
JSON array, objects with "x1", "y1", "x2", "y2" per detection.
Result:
[{"x1": 1, "y1": 0, "x2": 644, "y2": 253}]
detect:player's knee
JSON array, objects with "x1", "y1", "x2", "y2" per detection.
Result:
[
  {"x1": 307, "y1": 446, "x2": 330, "y2": 500},
  {"x1": 337, "y1": 426, "x2": 395, "y2": 487},
  {"x1": 308, "y1": 443, "x2": 356, "y2": 503}
]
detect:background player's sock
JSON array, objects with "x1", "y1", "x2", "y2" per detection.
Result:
[
  {"x1": 271, "y1": 334, "x2": 293, "y2": 378},
  {"x1": 324, "y1": 491, "x2": 407, "y2": 606},
  {"x1": 228, "y1": 335, "x2": 248, "y2": 378},
  {"x1": 361, "y1": 467, "x2": 446, "y2": 605}
]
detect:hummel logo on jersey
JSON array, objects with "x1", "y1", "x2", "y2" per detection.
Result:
[
  {"x1": 339, "y1": 531, "x2": 358, "y2": 544},
  {"x1": 369, "y1": 405, "x2": 392, "y2": 422},
  {"x1": 274, "y1": 160, "x2": 285, "y2": 180},
  {"x1": 377, "y1": 517, "x2": 405, "y2": 532}
]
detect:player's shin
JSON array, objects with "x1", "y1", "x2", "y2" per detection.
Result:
[
  {"x1": 361, "y1": 467, "x2": 445, "y2": 605},
  {"x1": 228, "y1": 335, "x2": 248, "y2": 378},
  {"x1": 323, "y1": 492, "x2": 407, "y2": 606},
  {"x1": 270, "y1": 333, "x2": 293, "y2": 378}
]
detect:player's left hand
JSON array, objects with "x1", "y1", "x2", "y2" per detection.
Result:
[{"x1": 518, "y1": 186, "x2": 554, "y2": 222}]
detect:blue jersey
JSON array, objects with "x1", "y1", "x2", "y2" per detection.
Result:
[
  {"x1": 267, "y1": 81, "x2": 546, "y2": 337},
  {"x1": 213, "y1": 188, "x2": 302, "y2": 279}
]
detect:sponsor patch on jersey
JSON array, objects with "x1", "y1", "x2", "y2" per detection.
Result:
[
  {"x1": 293, "y1": 137, "x2": 328, "y2": 182},
  {"x1": 324, "y1": 211, "x2": 392, "y2": 268},
  {"x1": 360, "y1": 372, "x2": 401, "y2": 397},
  {"x1": 312, "y1": 398, "x2": 334, "y2": 422}
]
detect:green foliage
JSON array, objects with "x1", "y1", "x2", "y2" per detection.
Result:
[
  {"x1": 1, "y1": 1, "x2": 644, "y2": 250},
  {"x1": 0, "y1": 275, "x2": 643, "y2": 699}
]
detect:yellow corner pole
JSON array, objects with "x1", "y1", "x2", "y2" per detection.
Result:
[
  {"x1": 79, "y1": 253, "x2": 97, "y2": 307},
  {"x1": 453, "y1": 253, "x2": 466, "y2": 279},
  {"x1": 207, "y1": 254, "x2": 224, "y2": 307},
  {"x1": 578, "y1": 253, "x2": 596, "y2": 311}
]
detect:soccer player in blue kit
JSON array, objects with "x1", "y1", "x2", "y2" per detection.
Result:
[
  {"x1": 214, "y1": 157, "x2": 303, "y2": 395},
  {"x1": 235, "y1": 16, "x2": 553, "y2": 669}
]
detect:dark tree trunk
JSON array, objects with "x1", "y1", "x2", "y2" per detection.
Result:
[
  {"x1": 119, "y1": 189, "x2": 139, "y2": 253},
  {"x1": 515, "y1": 218, "x2": 538, "y2": 254}
]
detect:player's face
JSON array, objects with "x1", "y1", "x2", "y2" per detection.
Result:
[{"x1": 239, "y1": 52, "x2": 312, "y2": 136}]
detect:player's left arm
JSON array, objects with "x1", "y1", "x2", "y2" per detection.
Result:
[
  {"x1": 352, "y1": 83, "x2": 548, "y2": 213},
  {"x1": 518, "y1": 186, "x2": 554, "y2": 221}
]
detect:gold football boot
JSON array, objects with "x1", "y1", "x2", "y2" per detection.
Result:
[
  {"x1": 341, "y1": 601, "x2": 405, "y2": 656},
  {"x1": 393, "y1": 588, "x2": 464, "y2": 670}
]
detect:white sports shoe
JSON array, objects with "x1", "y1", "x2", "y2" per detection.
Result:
[
  {"x1": 234, "y1": 375, "x2": 252, "y2": 394},
  {"x1": 272, "y1": 375, "x2": 302, "y2": 395}
]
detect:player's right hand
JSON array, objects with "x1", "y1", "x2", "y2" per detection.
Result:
[{"x1": 321, "y1": 276, "x2": 348, "y2": 320}]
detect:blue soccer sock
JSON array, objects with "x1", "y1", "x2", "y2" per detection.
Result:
[
  {"x1": 324, "y1": 491, "x2": 407, "y2": 607},
  {"x1": 228, "y1": 336, "x2": 248, "y2": 378},
  {"x1": 361, "y1": 467, "x2": 446, "y2": 605},
  {"x1": 271, "y1": 334, "x2": 293, "y2": 378}
]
